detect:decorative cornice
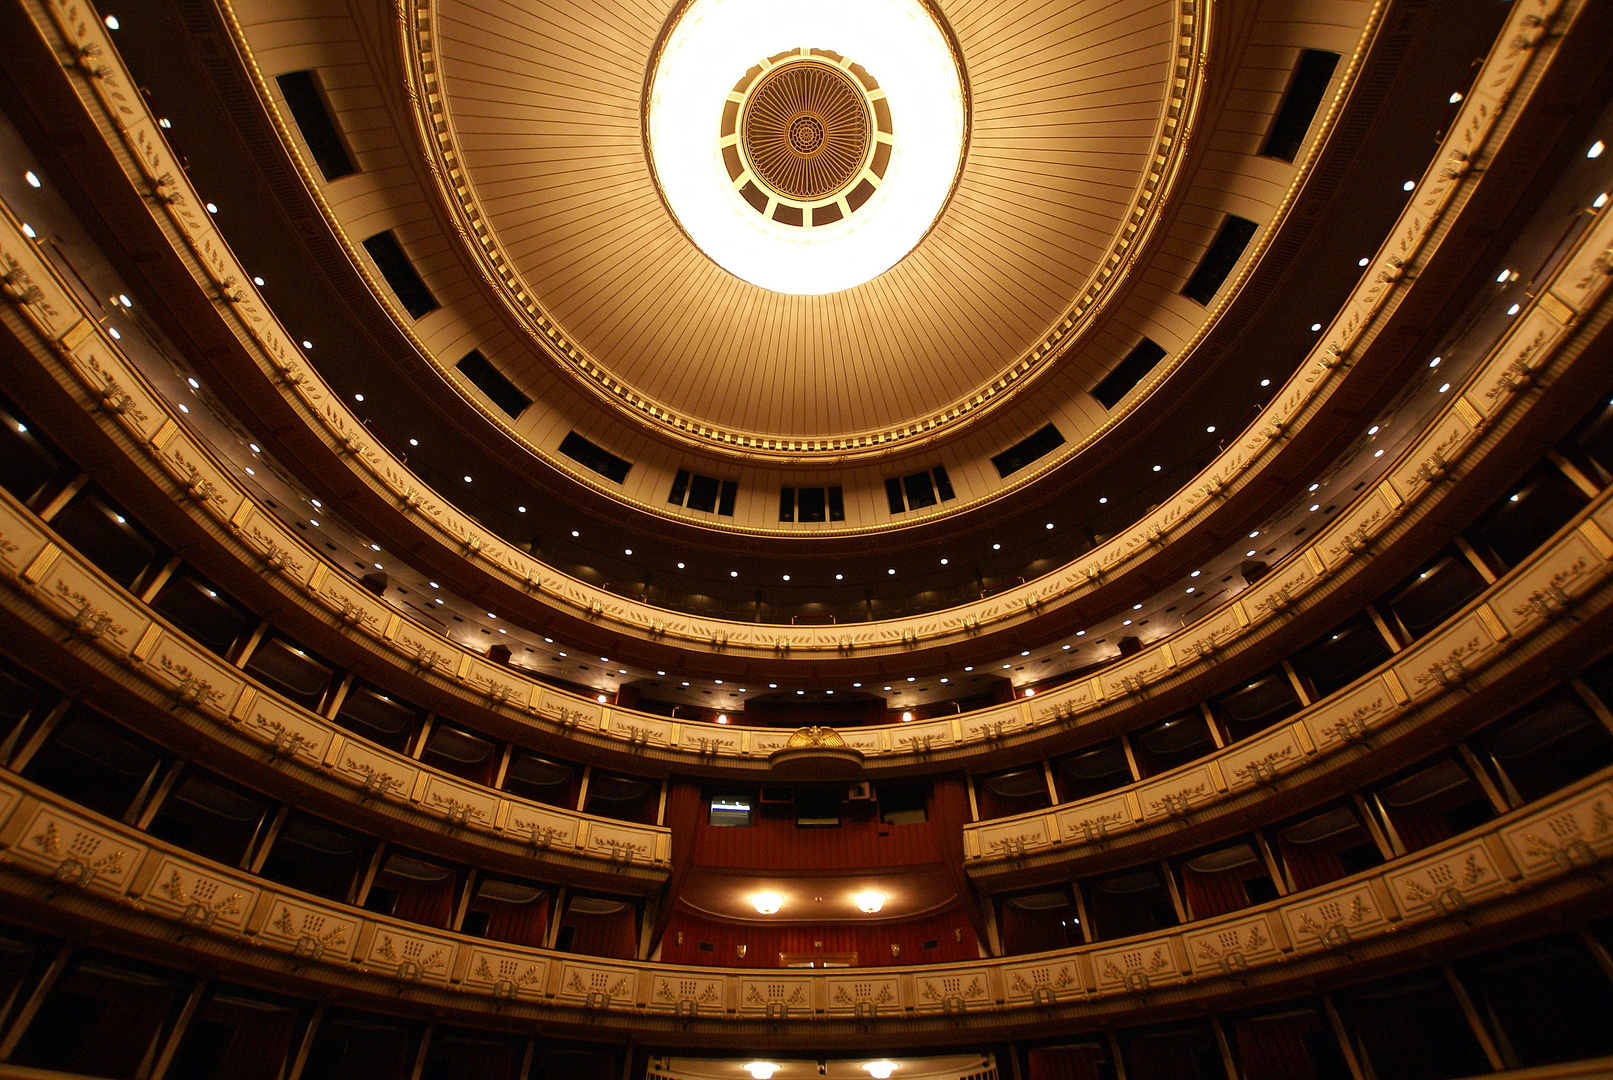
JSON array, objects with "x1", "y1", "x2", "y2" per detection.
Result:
[
  {"x1": 0, "y1": 765, "x2": 1607, "y2": 1029},
  {"x1": 1, "y1": 161, "x2": 1607, "y2": 764}
]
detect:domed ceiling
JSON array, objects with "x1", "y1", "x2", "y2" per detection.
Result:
[{"x1": 426, "y1": 0, "x2": 1182, "y2": 441}]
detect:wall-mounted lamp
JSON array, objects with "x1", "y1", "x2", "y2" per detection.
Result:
[
  {"x1": 854, "y1": 890, "x2": 887, "y2": 913},
  {"x1": 745, "y1": 1064, "x2": 779, "y2": 1080},
  {"x1": 751, "y1": 891, "x2": 783, "y2": 915}
]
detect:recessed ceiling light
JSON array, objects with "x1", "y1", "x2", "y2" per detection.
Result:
[
  {"x1": 1358, "y1": 257, "x2": 1370, "y2": 267},
  {"x1": 1045, "y1": 522, "x2": 1054, "y2": 529},
  {"x1": 1439, "y1": 382, "x2": 1451, "y2": 392},
  {"x1": 103, "y1": 14, "x2": 119, "y2": 29},
  {"x1": 625, "y1": 548, "x2": 633, "y2": 555},
  {"x1": 1497, "y1": 270, "x2": 1511, "y2": 283},
  {"x1": 1449, "y1": 91, "x2": 1463, "y2": 104},
  {"x1": 518, "y1": 505, "x2": 527, "y2": 513},
  {"x1": 1368, "y1": 425, "x2": 1380, "y2": 435},
  {"x1": 657, "y1": 670, "x2": 666, "y2": 675},
  {"x1": 964, "y1": 666, "x2": 972, "y2": 671},
  {"x1": 1595, "y1": 193, "x2": 1609, "y2": 209},
  {"x1": 1186, "y1": 586, "x2": 1195, "y2": 593},
  {"x1": 1309, "y1": 483, "x2": 1320, "y2": 492},
  {"x1": 1190, "y1": 570, "x2": 1200, "y2": 577},
  {"x1": 1206, "y1": 425, "x2": 1216, "y2": 433},
  {"x1": 206, "y1": 202, "x2": 219, "y2": 213},
  {"x1": 993, "y1": 543, "x2": 1001, "y2": 549},
  {"x1": 1506, "y1": 303, "x2": 1520, "y2": 315},
  {"x1": 24, "y1": 171, "x2": 41, "y2": 187},
  {"x1": 1589, "y1": 140, "x2": 1605, "y2": 158},
  {"x1": 1152, "y1": 465, "x2": 1161, "y2": 472},
  {"x1": 1021, "y1": 650, "x2": 1030, "y2": 656},
  {"x1": 253, "y1": 276, "x2": 266, "y2": 286},
  {"x1": 1401, "y1": 180, "x2": 1415, "y2": 191},
  {"x1": 884, "y1": 686, "x2": 892, "y2": 691},
  {"x1": 888, "y1": 568, "x2": 896, "y2": 574},
  {"x1": 731, "y1": 570, "x2": 739, "y2": 577},
  {"x1": 853, "y1": 682, "x2": 861, "y2": 687},
  {"x1": 1310, "y1": 504, "x2": 1320, "y2": 512},
  {"x1": 1076, "y1": 630, "x2": 1085, "y2": 636},
  {"x1": 429, "y1": 582, "x2": 439, "y2": 588},
  {"x1": 463, "y1": 475, "x2": 472, "y2": 483},
  {"x1": 677, "y1": 562, "x2": 686, "y2": 569},
  {"x1": 1098, "y1": 497, "x2": 1107, "y2": 504},
  {"x1": 1133, "y1": 604, "x2": 1143, "y2": 610},
  {"x1": 1260, "y1": 378, "x2": 1271, "y2": 387},
  {"x1": 715, "y1": 679, "x2": 723, "y2": 684},
  {"x1": 1310, "y1": 323, "x2": 1322, "y2": 331},
  {"x1": 939, "y1": 558, "x2": 947, "y2": 565},
  {"x1": 488, "y1": 613, "x2": 497, "y2": 619},
  {"x1": 309, "y1": 519, "x2": 319, "y2": 527},
  {"x1": 1122, "y1": 619, "x2": 1132, "y2": 626},
  {"x1": 782, "y1": 574, "x2": 790, "y2": 580},
  {"x1": 409, "y1": 438, "x2": 419, "y2": 446},
  {"x1": 1062, "y1": 644, "x2": 1071, "y2": 650},
  {"x1": 188, "y1": 377, "x2": 200, "y2": 388},
  {"x1": 797, "y1": 689, "x2": 805, "y2": 695},
  {"x1": 311, "y1": 499, "x2": 322, "y2": 508},
  {"x1": 302, "y1": 340, "x2": 312, "y2": 349},
  {"x1": 572, "y1": 530, "x2": 580, "y2": 537},
  {"x1": 770, "y1": 683, "x2": 778, "y2": 688},
  {"x1": 249, "y1": 443, "x2": 260, "y2": 453},
  {"x1": 835, "y1": 573, "x2": 843, "y2": 579},
  {"x1": 354, "y1": 393, "x2": 364, "y2": 402},
  {"x1": 907, "y1": 676, "x2": 916, "y2": 681},
  {"x1": 1247, "y1": 550, "x2": 1257, "y2": 557}
]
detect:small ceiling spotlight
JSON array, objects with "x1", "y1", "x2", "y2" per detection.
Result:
[
  {"x1": 751, "y1": 892, "x2": 783, "y2": 915},
  {"x1": 854, "y1": 890, "x2": 887, "y2": 913}
]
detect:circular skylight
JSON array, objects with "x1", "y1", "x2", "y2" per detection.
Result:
[{"x1": 646, "y1": 0, "x2": 966, "y2": 295}]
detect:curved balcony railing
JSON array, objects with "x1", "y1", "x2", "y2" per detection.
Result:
[
  {"x1": 962, "y1": 488, "x2": 1613, "y2": 870},
  {"x1": 0, "y1": 440, "x2": 1607, "y2": 891},
  {"x1": 2, "y1": 158, "x2": 1608, "y2": 772},
  {"x1": 12, "y1": 0, "x2": 1582, "y2": 655},
  {"x1": 0, "y1": 487, "x2": 671, "y2": 876},
  {"x1": 0, "y1": 762, "x2": 1606, "y2": 1040}
]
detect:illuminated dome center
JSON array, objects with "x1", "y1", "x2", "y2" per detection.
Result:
[{"x1": 646, "y1": 0, "x2": 966, "y2": 295}]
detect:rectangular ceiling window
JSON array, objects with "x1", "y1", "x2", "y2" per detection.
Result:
[
  {"x1": 991, "y1": 424, "x2": 1066, "y2": 479},
  {"x1": 1264, "y1": 50, "x2": 1342, "y2": 162},
  {"x1": 1181, "y1": 214, "x2": 1258, "y2": 306},
  {"x1": 275, "y1": 70, "x2": 355, "y2": 181},
  {"x1": 558, "y1": 432, "x2": 631, "y2": 484},
  {"x1": 1092, "y1": 338, "x2": 1167, "y2": 410},
  {"x1": 886, "y1": 467, "x2": 957, "y2": 513},
  {"x1": 363, "y1": 230, "x2": 439, "y2": 320},
  {"x1": 781, "y1": 486, "x2": 844, "y2": 522},
  {"x1": 669, "y1": 470, "x2": 737, "y2": 516},
  {"x1": 455, "y1": 349, "x2": 530, "y2": 420}
]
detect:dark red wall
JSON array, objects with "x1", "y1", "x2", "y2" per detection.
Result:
[{"x1": 661, "y1": 905, "x2": 978, "y2": 968}]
